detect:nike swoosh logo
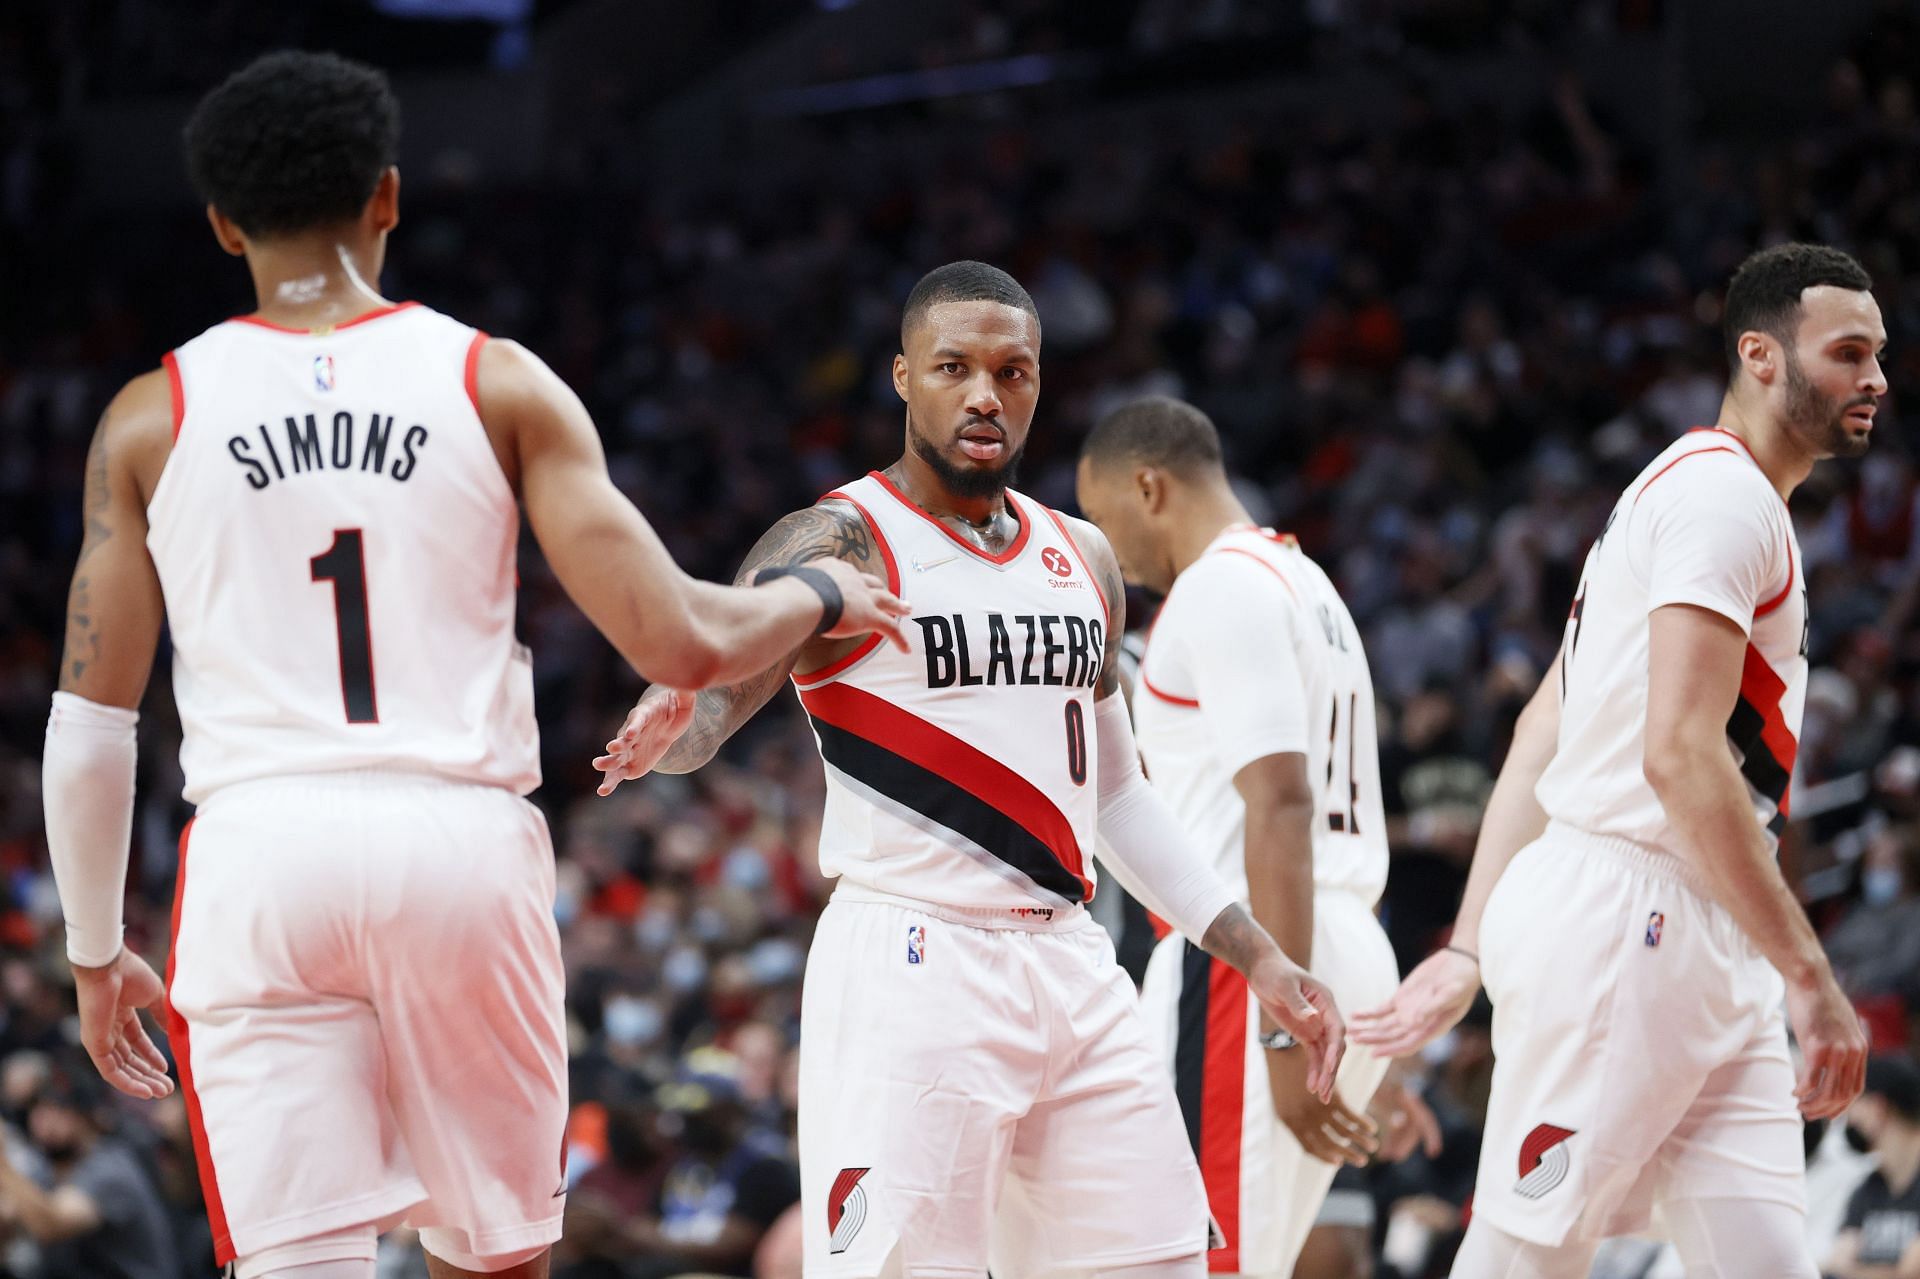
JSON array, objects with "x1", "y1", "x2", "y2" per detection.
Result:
[{"x1": 912, "y1": 554, "x2": 959, "y2": 573}]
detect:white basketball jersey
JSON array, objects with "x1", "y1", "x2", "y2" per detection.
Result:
[
  {"x1": 1134, "y1": 527, "x2": 1388, "y2": 904},
  {"x1": 1536, "y1": 427, "x2": 1806, "y2": 847},
  {"x1": 793, "y1": 472, "x2": 1105, "y2": 911},
  {"x1": 147, "y1": 303, "x2": 538, "y2": 804}
]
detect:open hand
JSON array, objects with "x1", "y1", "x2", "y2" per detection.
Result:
[
  {"x1": 73, "y1": 949, "x2": 174, "y2": 1100},
  {"x1": 1350, "y1": 948, "x2": 1480, "y2": 1058},
  {"x1": 1246, "y1": 954, "x2": 1346, "y2": 1102},
  {"x1": 593, "y1": 688, "x2": 696, "y2": 796}
]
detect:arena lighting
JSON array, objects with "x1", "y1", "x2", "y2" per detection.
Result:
[{"x1": 755, "y1": 51, "x2": 1093, "y2": 116}]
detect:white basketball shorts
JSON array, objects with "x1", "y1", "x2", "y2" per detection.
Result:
[
  {"x1": 798, "y1": 884, "x2": 1214, "y2": 1278},
  {"x1": 1474, "y1": 821, "x2": 1805, "y2": 1247},
  {"x1": 1138, "y1": 887, "x2": 1400, "y2": 1275},
  {"x1": 163, "y1": 773, "x2": 568, "y2": 1268}
]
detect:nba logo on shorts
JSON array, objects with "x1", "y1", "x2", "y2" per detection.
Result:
[
  {"x1": 1645, "y1": 911, "x2": 1664, "y2": 948},
  {"x1": 906, "y1": 924, "x2": 925, "y2": 966},
  {"x1": 313, "y1": 354, "x2": 336, "y2": 392}
]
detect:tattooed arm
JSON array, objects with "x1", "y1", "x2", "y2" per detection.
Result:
[
  {"x1": 57, "y1": 373, "x2": 171, "y2": 707},
  {"x1": 597, "y1": 501, "x2": 886, "y2": 780}
]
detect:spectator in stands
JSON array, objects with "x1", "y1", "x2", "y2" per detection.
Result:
[
  {"x1": 0, "y1": 1072, "x2": 177, "y2": 1279},
  {"x1": 1827, "y1": 826, "x2": 1920, "y2": 1004},
  {"x1": 1827, "y1": 1055, "x2": 1920, "y2": 1277}
]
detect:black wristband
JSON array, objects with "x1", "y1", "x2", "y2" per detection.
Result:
[{"x1": 757, "y1": 565, "x2": 844, "y2": 636}]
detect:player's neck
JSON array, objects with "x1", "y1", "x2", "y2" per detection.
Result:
[
  {"x1": 1167, "y1": 483, "x2": 1254, "y2": 579},
  {"x1": 1715, "y1": 397, "x2": 1815, "y2": 502},
  {"x1": 884, "y1": 453, "x2": 1010, "y2": 531},
  {"x1": 244, "y1": 237, "x2": 390, "y2": 330}
]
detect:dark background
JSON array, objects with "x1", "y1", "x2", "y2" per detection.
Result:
[{"x1": 2, "y1": 2, "x2": 1919, "y2": 1275}]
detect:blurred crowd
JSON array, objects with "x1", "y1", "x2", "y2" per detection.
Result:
[{"x1": 3, "y1": 1, "x2": 1920, "y2": 1276}]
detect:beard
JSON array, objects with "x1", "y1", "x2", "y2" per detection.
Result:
[
  {"x1": 1782, "y1": 350, "x2": 1873, "y2": 459},
  {"x1": 907, "y1": 410, "x2": 1026, "y2": 499}
]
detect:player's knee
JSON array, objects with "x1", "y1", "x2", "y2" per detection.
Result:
[
  {"x1": 416, "y1": 1228, "x2": 548, "y2": 1275},
  {"x1": 1666, "y1": 1197, "x2": 1817, "y2": 1278},
  {"x1": 233, "y1": 1223, "x2": 378, "y2": 1279}
]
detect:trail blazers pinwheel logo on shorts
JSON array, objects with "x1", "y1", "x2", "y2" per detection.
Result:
[
  {"x1": 1515, "y1": 1124, "x2": 1576, "y2": 1199},
  {"x1": 828, "y1": 1167, "x2": 870, "y2": 1254}
]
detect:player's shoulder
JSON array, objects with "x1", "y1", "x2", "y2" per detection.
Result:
[
  {"x1": 1638, "y1": 431, "x2": 1778, "y2": 506},
  {"x1": 1043, "y1": 509, "x2": 1124, "y2": 614},
  {"x1": 735, "y1": 496, "x2": 888, "y2": 585},
  {"x1": 1181, "y1": 530, "x2": 1309, "y2": 606},
  {"x1": 102, "y1": 368, "x2": 177, "y2": 448}
]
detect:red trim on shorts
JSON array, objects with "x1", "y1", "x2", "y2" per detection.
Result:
[
  {"x1": 161, "y1": 352, "x2": 185, "y2": 441},
  {"x1": 798, "y1": 680, "x2": 1092, "y2": 897},
  {"x1": 1038, "y1": 504, "x2": 1109, "y2": 618},
  {"x1": 1202, "y1": 958, "x2": 1247, "y2": 1270},
  {"x1": 163, "y1": 820, "x2": 235, "y2": 1267},
  {"x1": 866, "y1": 470, "x2": 1033, "y2": 565},
  {"x1": 228, "y1": 301, "x2": 421, "y2": 334},
  {"x1": 791, "y1": 490, "x2": 902, "y2": 687},
  {"x1": 464, "y1": 330, "x2": 490, "y2": 418}
]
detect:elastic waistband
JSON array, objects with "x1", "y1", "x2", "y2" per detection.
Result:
[
  {"x1": 829, "y1": 883, "x2": 1090, "y2": 932},
  {"x1": 1543, "y1": 821, "x2": 1710, "y2": 898},
  {"x1": 202, "y1": 769, "x2": 524, "y2": 804}
]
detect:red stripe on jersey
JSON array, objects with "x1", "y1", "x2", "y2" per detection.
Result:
[
  {"x1": 1755, "y1": 535, "x2": 1797, "y2": 617},
  {"x1": 164, "y1": 820, "x2": 235, "y2": 1266},
  {"x1": 161, "y1": 352, "x2": 185, "y2": 441},
  {"x1": 791, "y1": 491, "x2": 902, "y2": 688},
  {"x1": 1740, "y1": 644, "x2": 1799, "y2": 816},
  {"x1": 798, "y1": 680, "x2": 1091, "y2": 897},
  {"x1": 1141, "y1": 672, "x2": 1200, "y2": 708},
  {"x1": 228, "y1": 301, "x2": 421, "y2": 334},
  {"x1": 1212, "y1": 546, "x2": 1300, "y2": 601},
  {"x1": 464, "y1": 331, "x2": 490, "y2": 418},
  {"x1": 1202, "y1": 957, "x2": 1247, "y2": 1270},
  {"x1": 1633, "y1": 446, "x2": 1737, "y2": 505},
  {"x1": 867, "y1": 470, "x2": 1034, "y2": 565},
  {"x1": 1039, "y1": 504, "x2": 1109, "y2": 618},
  {"x1": 1687, "y1": 425, "x2": 1760, "y2": 464}
]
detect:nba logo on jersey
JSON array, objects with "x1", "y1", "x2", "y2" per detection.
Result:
[
  {"x1": 313, "y1": 353, "x2": 337, "y2": 392},
  {"x1": 1645, "y1": 911, "x2": 1664, "y2": 948},
  {"x1": 906, "y1": 924, "x2": 926, "y2": 966}
]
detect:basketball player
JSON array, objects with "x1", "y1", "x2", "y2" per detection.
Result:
[
  {"x1": 593, "y1": 261, "x2": 1346, "y2": 1278},
  {"x1": 1351, "y1": 242, "x2": 1878, "y2": 1276},
  {"x1": 41, "y1": 52, "x2": 908, "y2": 1279},
  {"x1": 1074, "y1": 397, "x2": 1399, "y2": 1277}
]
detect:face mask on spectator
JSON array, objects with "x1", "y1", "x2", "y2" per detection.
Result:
[
  {"x1": 603, "y1": 996, "x2": 664, "y2": 1047},
  {"x1": 1862, "y1": 867, "x2": 1903, "y2": 907},
  {"x1": 663, "y1": 946, "x2": 709, "y2": 993},
  {"x1": 636, "y1": 909, "x2": 677, "y2": 951}
]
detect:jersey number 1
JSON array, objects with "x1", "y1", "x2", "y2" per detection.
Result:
[{"x1": 311, "y1": 529, "x2": 379, "y2": 723}]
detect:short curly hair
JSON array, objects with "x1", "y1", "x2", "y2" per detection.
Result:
[
  {"x1": 184, "y1": 51, "x2": 399, "y2": 238},
  {"x1": 1723, "y1": 242, "x2": 1872, "y2": 374},
  {"x1": 900, "y1": 261, "x2": 1039, "y2": 348}
]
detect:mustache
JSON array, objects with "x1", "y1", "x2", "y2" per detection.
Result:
[{"x1": 958, "y1": 414, "x2": 1005, "y2": 434}]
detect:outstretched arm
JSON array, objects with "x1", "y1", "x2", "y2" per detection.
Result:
[
  {"x1": 1350, "y1": 652, "x2": 1559, "y2": 1056},
  {"x1": 480, "y1": 340, "x2": 904, "y2": 689},
  {"x1": 594, "y1": 500, "x2": 887, "y2": 783}
]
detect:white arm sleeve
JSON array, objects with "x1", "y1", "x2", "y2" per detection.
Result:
[
  {"x1": 42, "y1": 692, "x2": 138, "y2": 967},
  {"x1": 1093, "y1": 693, "x2": 1239, "y2": 944}
]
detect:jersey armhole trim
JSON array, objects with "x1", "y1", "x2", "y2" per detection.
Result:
[
  {"x1": 162, "y1": 351, "x2": 185, "y2": 441},
  {"x1": 1211, "y1": 545, "x2": 1300, "y2": 601},
  {"x1": 792, "y1": 490, "x2": 900, "y2": 688},
  {"x1": 1038, "y1": 504, "x2": 1109, "y2": 617},
  {"x1": 1754, "y1": 530, "x2": 1797, "y2": 617},
  {"x1": 464, "y1": 331, "x2": 490, "y2": 418}
]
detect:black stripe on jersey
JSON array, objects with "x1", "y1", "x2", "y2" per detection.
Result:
[
  {"x1": 1726, "y1": 696, "x2": 1790, "y2": 819},
  {"x1": 1173, "y1": 940, "x2": 1211, "y2": 1158},
  {"x1": 808, "y1": 718, "x2": 1088, "y2": 904}
]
